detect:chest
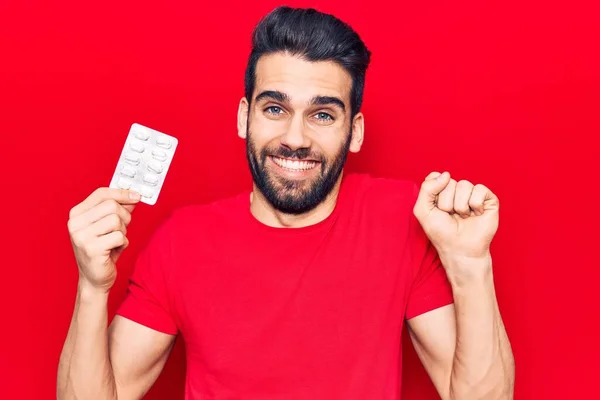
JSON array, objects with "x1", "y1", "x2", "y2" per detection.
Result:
[{"x1": 172, "y1": 224, "x2": 411, "y2": 374}]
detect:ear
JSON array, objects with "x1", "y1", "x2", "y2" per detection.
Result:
[
  {"x1": 349, "y1": 112, "x2": 364, "y2": 153},
  {"x1": 237, "y1": 97, "x2": 250, "y2": 139}
]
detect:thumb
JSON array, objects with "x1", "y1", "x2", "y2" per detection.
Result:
[{"x1": 413, "y1": 171, "x2": 451, "y2": 219}]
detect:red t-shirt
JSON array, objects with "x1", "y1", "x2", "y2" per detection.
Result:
[{"x1": 116, "y1": 172, "x2": 454, "y2": 399}]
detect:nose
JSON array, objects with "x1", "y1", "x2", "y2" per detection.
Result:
[{"x1": 280, "y1": 115, "x2": 311, "y2": 151}]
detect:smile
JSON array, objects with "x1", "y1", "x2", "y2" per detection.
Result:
[{"x1": 270, "y1": 156, "x2": 320, "y2": 171}]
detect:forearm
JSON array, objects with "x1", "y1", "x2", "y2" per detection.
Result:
[
  {"x1": 445, "y1": 256, "x2": 515, "y2": 400},
  {"x1": 57, "y1": 280, "x2": 118, "y2": 400}
]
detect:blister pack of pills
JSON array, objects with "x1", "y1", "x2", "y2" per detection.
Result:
[{"x1": 109, "y1": 123, "x2": 178, "y2": 205}]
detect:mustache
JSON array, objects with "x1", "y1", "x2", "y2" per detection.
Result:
[{"x1": 261, "y1": 146, "x2": 325, "y2": 163}]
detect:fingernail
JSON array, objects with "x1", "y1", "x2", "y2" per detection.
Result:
[
  {"x1": 436, "y1": 172, "x2": 447, "y2": 181},
  {"x1": 129, "y1": 191, "x2": 141, "y2": 200}
]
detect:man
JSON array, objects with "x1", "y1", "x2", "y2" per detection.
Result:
[{"x1": 58, "y1": 6, "x2": 514, "y2": 400}]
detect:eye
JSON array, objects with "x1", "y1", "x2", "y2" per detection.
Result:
[
  {"x1": 314, "y1": 112, "x2": 334, "y2": 122},
  {"x1": 265, "y1": 106, "x2": 283, "y2": 115}
]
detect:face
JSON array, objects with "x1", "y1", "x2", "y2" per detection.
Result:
[{"x1": 238, "y1": 53, "x2": 364, "y2": 215}]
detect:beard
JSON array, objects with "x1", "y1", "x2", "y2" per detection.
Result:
[{"x1": 245, "y1": 127, "x2": 352, "y2": 215}]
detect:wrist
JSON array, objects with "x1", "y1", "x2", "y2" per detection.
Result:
[
  {"x1": 440, "y1": 253, "x2": 494, "y2": 290},
  {"x1": 77, "y1": 278, "x2": 110, "y2": 303}
]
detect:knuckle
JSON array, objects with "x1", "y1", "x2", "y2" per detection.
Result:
[
  {"x1": 121, "y1": 206, "x2": 131, "y2": 220},
  {"x1": 109, "y1": 231, "x2": 124, "y2": 246},
  {"x1": 105, "y1": 199, "x2": 120, "y2": 212},
  {"x1": 109, "y1": 213, "x2": 121, "y2": 227},
  {"x1": 438, "y1": 202, "x2": 453, "y2": 211},
  {"x1": 476, "y1": 183, "x2": 489, "y2": 193},
  {"x1": 425, "y1": 171, "x2": 441, "y2": 180},
  {"x1": 457, "y1": 204, "x2": 470, "y2": 213},
  {"x1": 413, "y1": 208, "x2": 423, "y2": 221},
  {"x1": 70, "y1": 232, "x2": 79, "y2": 245},
  {"x1": 421, "y1": 180, "x2": 434, "y2": 190},
  {"x1": 116, "y1": 231, "x2": 126, "y2": 242},
  {"x1": 71, "y1": 232, "x2": 85, "y2": 248}
]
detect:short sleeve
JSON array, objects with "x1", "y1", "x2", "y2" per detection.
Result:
[
  {"x1": 115, "y1": 216, "x2": 179, "y2": 335},
  {"x1": 405, "y1": 185, "x2": 454, "y2": 320}
]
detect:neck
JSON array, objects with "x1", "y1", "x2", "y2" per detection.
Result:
[{"x1": 250, "y1": 174, "x2": 344, "y2": 228}]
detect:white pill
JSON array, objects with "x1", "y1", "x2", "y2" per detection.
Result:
[
  {"x1": 116, "y1": 177, "x2": 132, "y2": 189},
  {"x1": 151, "y1": 149, "x2": 168, "y2": 162},
  {"x1": 147, "y1": 160, "x2": 163, "y2": 174},
  {"x1": 120, "y1": 166, "x2": 136, "y2": 178},
  {"x1": 139, "y1": 186, "x2": 155, "y2": 198},
  {"x1": 124, "y1": 152, "x2": 141, "y2": 165},
  {"x1": 143, "y1": 173, "x2": 159, "y2": 186},
  {"x1": 130, "y1": 141, "x2": 145, "y2": 153},
  {"x1": 134, "y1": 129, "x2": 150, "y2": 141},
  {"x1": 156, "y1": 136, "x2": 171, "y2": 149}
]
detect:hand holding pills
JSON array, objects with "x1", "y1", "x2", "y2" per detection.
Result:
[
  {"x1": 67, "y1": 188, "x2": 142, "y2": 293},
  {"x1": 67, "y1": 123, "x2": 178, "y2": 293}
]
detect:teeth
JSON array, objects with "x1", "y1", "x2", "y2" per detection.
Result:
[{"x1": 273, "y1": 157, "x2": 317, "y2": 171}]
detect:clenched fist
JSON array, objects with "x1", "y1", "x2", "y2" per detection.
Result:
[
  {"x1": 413, "y1": 171, "x2": 499, "y2": 264},
  {"x1": 67, "y1": 188, "x2": 141, "y2": 293}
]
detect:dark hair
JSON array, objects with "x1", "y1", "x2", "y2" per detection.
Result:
[{"x1": 244, "y1": 6, "x2": 371, "y2": 118}]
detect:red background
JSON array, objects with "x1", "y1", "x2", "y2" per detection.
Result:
[{"x1": 1, "y1": 0, "x2": 598, "y2": 399}]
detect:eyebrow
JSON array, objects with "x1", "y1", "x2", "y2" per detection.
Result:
[
  {"x1": 254, "y1": 90, "x2": 290, "y2": 104},
  {"x1": 254, "y1": 90, "x2": 346, "y2": 113},
  {"x1": 310, "y1": 95, "x2": 346, "y2": 113}
]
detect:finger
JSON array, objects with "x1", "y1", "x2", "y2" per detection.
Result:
[
  {"x1": 88, "y1": 213, "x2": 127, "y2": 238},
  {"x1": 112, "y1": 235, "x2": 131, "y2": 258},
  {"x1": 414, "y1": 171, "x2": 452, "y2": 219},
  {"x1": 68, "y1": 199, "x2": 132, "y2": 233},
  {"x1": 469, "y1": 184, "x2": 497, "y2": 215},
  {"x1": 454, "y1": 180, "x2": 474, "y2": 218},
  {"x1": 424, "y1": 171, "x2": 443, "y2": 180},
  {"x1": 70, "y1": 188, "x2": 141, "y2": 219},
  {"x1": 437, "y1": 178, "x2": 457, "y2": 213},
  {"x1": 95, "y1": 231, "x2": 128, "y2": 253},
  {"x1": 123, "y1": 204, "x2": 136, "y2": 213}
]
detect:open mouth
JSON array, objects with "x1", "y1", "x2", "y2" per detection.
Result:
[{"x1": 270, "y1": 156, "x2": 320, "y2": 172}]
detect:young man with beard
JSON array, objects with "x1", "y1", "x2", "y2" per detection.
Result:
[{"x1": 58, "y1": 6, "x2": 515, "y2": 400}]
